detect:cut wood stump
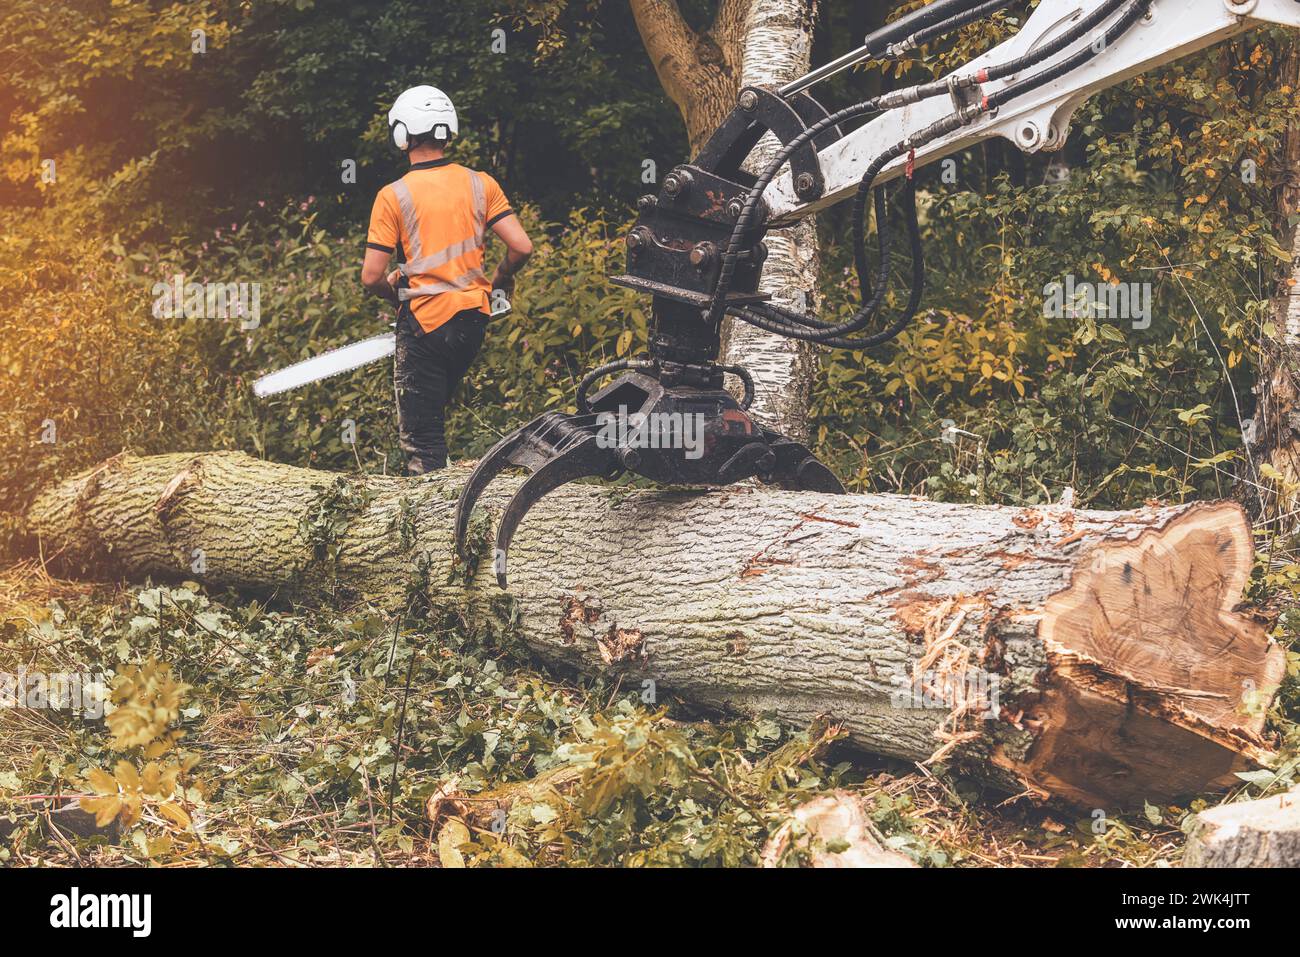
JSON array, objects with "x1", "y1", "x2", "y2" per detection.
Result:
[
  {"x1": 1183, "y1": 787, "x2": 1300, "y2": 867},
  {"x1": 21, "y1": 451, "x2": 1287, "y2": 808}
]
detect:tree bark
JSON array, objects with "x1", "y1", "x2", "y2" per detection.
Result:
[
  {"x1": 629, "y1": 0, "x2": 752, "y2": 152},
  {"x1": 1182, "y1": 786, "x2": 1300, "y2": 867},
  {"x1": 24, "y1": 451, "x2": 1285, "y2": 808},
  {"x1": 1249, "y1": 44, "x2": 1300, "y2": 525}
]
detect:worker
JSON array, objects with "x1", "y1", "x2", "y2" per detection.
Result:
[{"x1": 361, "y1": 85, "x2": 533, "y2": 475}]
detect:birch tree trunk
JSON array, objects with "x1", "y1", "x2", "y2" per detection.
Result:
[
  {"x1": 1248, "y1": 44, "x2": 1300, "y2": 525},
  {"x1": 25, "y1": 451, "x2": 1285, "y2": 809},
  {"x1": 720, "y1": 0, "x2": 822, "y2": 441}
]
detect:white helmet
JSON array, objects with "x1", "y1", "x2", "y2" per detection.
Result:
[{"x1": 388, "y1": 85, "x2": 458, "y2": 151}]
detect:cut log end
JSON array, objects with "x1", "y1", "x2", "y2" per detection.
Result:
[{"x1": 1013, "y1": 502, "x2": 1284, "y2": 807}]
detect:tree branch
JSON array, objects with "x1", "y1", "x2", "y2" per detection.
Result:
[
  {"x1": 630, "y1": 0, "x2": 753, "y2": 150},
  {"x1": 629, "y1": 0, "x2": 704, "y2": 120}
]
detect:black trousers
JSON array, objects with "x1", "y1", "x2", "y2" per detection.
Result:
[{"x1": 394, "y1": 305, "x2": 486, "y2": 475}]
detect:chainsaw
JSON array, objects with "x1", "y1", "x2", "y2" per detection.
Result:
[{"x1": 252, "y1": 297, "x2": 512, "y2": 398}]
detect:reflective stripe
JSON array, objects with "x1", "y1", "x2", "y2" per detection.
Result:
[
  {"x1": 390, "y1": 179, "x2": 424, "y2": 262},
  {"x1": 398, "y1": 267, "x2": 487, "y2": 300},
  {"x1": 392, "y1": 168, "x2": 490, "y2": 310},
  {"x1": 399, "y1": 235, "x2": 482, "y2": 277},
  {"x1": 470, "y1": 170, "x2": 486, "y2": 241}
]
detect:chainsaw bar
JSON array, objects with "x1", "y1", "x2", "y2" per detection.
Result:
[
  {"x1": 252, "y1": 332, "x2": 396, "y2": 397},
  {"x1": 253, "y1": 297, "x2": 511, "y2": 398}
]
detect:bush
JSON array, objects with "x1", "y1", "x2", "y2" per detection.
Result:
[
  {"x1": 809, "y1": 48, "x2": 1292, "y2": 509},
  {"x1": 0, "y1": 228, "x2": 215, "y2": 518},
  {"x1": 2, "y1": 36, "x2": 1292, "y2": 527},
  {"x1": 148, "y1": 200, "x2": 650, "y2": 472}
]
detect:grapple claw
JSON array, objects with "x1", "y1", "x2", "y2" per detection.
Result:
[
  {"x1": 757, "y1": 430, "x2": 846, "y2": 493},
  {"x1": 793, "y1": 456, "x2": 844, "y2": 493},
  {"x1": 491, "y1": 438, "x2": 619, "y2": 587},
  {"x1": 453, "y1": 426, "x2": 531, "y2": 559},
  {"x1": 453, "y1": 411, "x2": 621, "y2": 586},
  {"x1": 455, "y1": 363, "x2": 843, "y2": 588}
]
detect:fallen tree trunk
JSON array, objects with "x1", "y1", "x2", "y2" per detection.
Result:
[{"x1": 24, "y1": 451, "x2": 1285, "y2": 808}]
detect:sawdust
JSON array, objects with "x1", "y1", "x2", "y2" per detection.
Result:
[{"x1": 893, "y1": 593, "x2": 1000, "y2": 765}]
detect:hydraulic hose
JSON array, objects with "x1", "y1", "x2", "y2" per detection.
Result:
[
  {"x1": 741, "y1": 184, "x2": 896, "y2": 342},
  {"x1": 576, "y1": 358, "x2": 655, "y2": 414},
  {"x1": 781, "y1": 0, "x2": 1019, "y2": 97},
  {"x1": 731, "y1": 180, "x2": 924, "y2": 349},
  {"x1": 985, "y1": 0, "x2": 1131, "y2": 84},
  {"x1": 707, "y1": 99, "x2": 886, "y2": 330},
  {"x1": 863, "y1": 0, "x2": 1002, "y2": 59},
  {"x1": 898, "y1": 0, "x2": 1019, "y2": 56},
  {"x1": 987, "y1": 0, "x2": 1151, "y2": 108}
]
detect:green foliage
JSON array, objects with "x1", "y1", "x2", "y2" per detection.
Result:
[
  {"x1": 150, "y1": 199, "x2": 650, "y2": 469},
  {"x1": 3, "y1": 2, "x2": 1300, "y2": 868},
  {"x1": 160, "y1": 199, "x2": 651, "y2": 469},
  {"x1": 6, "y1": 578, "x2": 1250, "y2": 867},
  {"x1": 0, "y1": 0, "x2": 681, "y2": 236},
  {"x1": 484, "y1": 708, "x2": 795, "y2": 867},
  {"x1": 0, "y1": 582, "x2": 868, "y2": 866},
  {"x1": 0, "y1": 0, "x2": 236, "y2": 233},
  {"x1": 299, "y1": 477, "x2": 374, "y2": 570},
  {"x1": 0, "y1": 198, "x2": 651, "y2": 538},
  {"x1": 5, "y1": 3, "x2": 1294, "y2": 521},
  {"x1": 0, "y1": 237, "x2": 218, "y2": 519}
]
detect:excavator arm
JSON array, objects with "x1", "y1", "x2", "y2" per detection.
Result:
[
  {"x1": 456, "y1": 0, "x2": 1300, "y2": 586},
  {"x1": 768, "y1": 0, "x2": 1300, "y2": 220}
]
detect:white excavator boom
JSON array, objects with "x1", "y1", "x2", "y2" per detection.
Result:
[{"x1": 766, "y1": 0, "x2": 1300, "y2": 223}]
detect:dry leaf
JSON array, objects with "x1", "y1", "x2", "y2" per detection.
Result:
[{"x1": 437, "y1": 818, "x2": 471, "y2": 868}]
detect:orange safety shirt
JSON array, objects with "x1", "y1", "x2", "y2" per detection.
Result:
[{"x1": 366, "y1": 158, "x2": 514, "y2": 334}]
